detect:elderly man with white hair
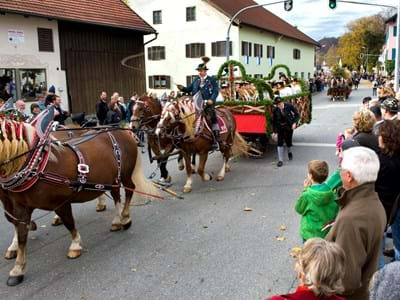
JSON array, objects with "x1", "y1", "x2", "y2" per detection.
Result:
[{"x1": 326, "y1": 147, "x2": 386, "y2": 300}]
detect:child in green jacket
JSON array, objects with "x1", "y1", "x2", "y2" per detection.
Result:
[{"x1": 295, "y1": 160, "x2": 339, "y2": 241}]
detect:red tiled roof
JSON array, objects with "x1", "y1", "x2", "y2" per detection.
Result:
[
  {"x1": 207, "y1": 0, "x2": 319, "y2": 46},
  {"x1": 0, "y1": 0, "x2": 155, "y2": 33}
]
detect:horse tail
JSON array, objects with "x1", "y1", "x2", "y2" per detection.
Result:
[
  {"x1": 131, "y1": 148, "x2": 160, "y2": 203},
  {"x1": 231, "y1": 131, "x2": 249, "y2": 157}
]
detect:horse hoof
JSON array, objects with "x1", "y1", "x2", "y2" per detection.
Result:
[
  {"x1": 67, "y1": 249, "x2": 81, "y2": 259},
  {"x1": 7, "y1": 275, "x2": 24, "y2": 286},
  {"x1": 122, "y1": 221, "x2": 132, "y2": 230},
  {"x1": 4, "y1": 250, "x2": 17, "y2": 260},
  {"x1": 110, "y1": 224, "x2": 123, "y2": 232},
  {"x1": 96, "y1": 204, "x2": 107, "y2": 212},
  {"x1": 178, "y1": 165, "x2": 184, "y2": 171},
  {"x1": 216, "y1": 176, "x2": 224, "y2": 181},
  {"x1": 29, "y1": 221, "x2": 37, "y2": 231},
  {"x1": 51, "y1": 216, "x2": 63, "y2": 226},
  {"x1": 183, "y1": 186, "x2": 192, "y2": 193}
]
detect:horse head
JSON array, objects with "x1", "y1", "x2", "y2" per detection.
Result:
[{"x1": 130, "y1": 95, "x2": 162, "y2": 130}]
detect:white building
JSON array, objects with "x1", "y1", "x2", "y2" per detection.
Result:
[{"x1": 129, "y1": 0, "x2": 319, "y2": 94}]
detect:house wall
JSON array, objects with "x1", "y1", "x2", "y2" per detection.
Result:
[
  {"x1": 385, "y1": 20, "x2": 397, "y2": 60},
  {"x1": 129, "y1": 0, "x2": 316, "y2": 94},
  {"x1": 238, "y1": 26, "x2": 315, "y2": 80},
  {"x1": 0, "y1": 13, "x2": 68, "y2": 109}
]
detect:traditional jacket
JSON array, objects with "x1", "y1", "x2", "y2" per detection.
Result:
[
  {"x1": 326, "y1": 182, "x2": 386, "y2": 300},
  {"x1": 272, "y1": 103, "x2": 299, "y2": 132},
  {"x1": 295, "y1": 183, "x2": 338, "y2": 240},
  {"x1": 181, "y1": 75, "x2": 219, "y2": 103}
]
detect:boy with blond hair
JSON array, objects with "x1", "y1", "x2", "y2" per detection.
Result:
[{"x1": 295, "y1": 160, "x2": 338, "y2": 241}]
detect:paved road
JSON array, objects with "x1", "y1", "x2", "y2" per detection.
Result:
[{"x1": 0, "y1": 81, "x2": 372, "y2": 300}]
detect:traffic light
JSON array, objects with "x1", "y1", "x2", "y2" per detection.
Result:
[
  {"x1": 284, "y1": 0, "x2": 293, "y2": 11},
  {"x1": 329, "y1": 0, "x2": 337, "y2": 9}
]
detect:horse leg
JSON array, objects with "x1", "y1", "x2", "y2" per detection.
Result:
[
  {"x1": 4, "y1": 229, "x2": 18, "y2": 260},
  {"x1": 177, "y1": 152, "x2": 184, "y2": 171},
  {"x1": 159, "y1": 160, "x2": 171, "y2": 182},
  {"x1": 7, "y1": 223, "x2": 29, "y2": 286},
  {"x1": 121, "y1": 189, "x2": 133, "y2": 230},
  {"x1": 54, "y1": 203, "x2": 82, "y2": 259},
  {"x1": 217, "y1": 149, "x2": 231, "y2": 181},
  {"x1": 95, "y1": 193, "x2": 107, "y2": 212},
  {"x1": 191, "y1": 153, "x2": 196, "y2": 174},
  {"x1": 51, "y1": 214, "x2": 63, "y2": 226},
  {"x1": 182, "y1": 152, "x2": 193, "y2": 193},
  {"x1": 110, "y1": 187, "x2": 123, "y2": 232},
  {"x1": 197, "y1": 152, "x2": 212, "y2": 181}
]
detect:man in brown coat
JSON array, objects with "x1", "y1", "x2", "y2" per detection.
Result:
[{"x1": 326, "y1": 146, "x2": 386, "y2": 300}]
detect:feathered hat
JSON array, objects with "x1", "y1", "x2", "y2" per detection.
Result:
[{"x1": 196, "y1": 56, "x2": 210, "y2": 71}]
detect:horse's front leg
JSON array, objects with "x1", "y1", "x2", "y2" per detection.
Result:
[
  {"x1": 217, "y1": 149, "x2": 231, "y2": 181},
  {"x1": 54, "y1": 203, "x2": 82, "y2": 259},
  {"x1": 177, "y1": 152, "x2": 184, "y2": 171},
  {"x1": 7, "y1": 220, "x2": 30, "y2": 286},
  {"x1": 191, "y1": 153, "x2": 197, "y2": 173},
  {"x1": 182, "y1": 152, "x2": 193, "y2": 193},
  {"x1": 4, "y1": 229, "x2": 18, "y2": 260},
  {"x1": 197, "y1": 152, "x2": 212, "y2": 181}
]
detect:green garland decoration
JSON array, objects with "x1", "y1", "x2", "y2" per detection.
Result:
[
  {"x1": 246, "y1": 77, "x2": 274, "y2": 101},
  {"x1": 217, "y1": 60, "x2": 248, "y2": 80},
  {"x1": 265, "y1": 64, "x2": 292, "y2": 80}
]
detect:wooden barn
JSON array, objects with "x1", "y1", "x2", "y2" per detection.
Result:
[{"x1": 0, "y1": 0, "x2": 156, "y2": 114}]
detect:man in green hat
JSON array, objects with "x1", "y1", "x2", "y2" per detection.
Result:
[{"x1": 177, "y1": 57, "x2": 220, "y2": 150}]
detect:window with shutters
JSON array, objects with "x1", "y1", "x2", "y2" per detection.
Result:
[
  {"x1": 266, "y1": 45, "x2": 275, "y2": 58},
  {"x1": 186, "y1": 7, "x2": 196, "y2": 21},
  {"x1": 211, "y1": 41, "x2": 232, "y2": 57},
  {"x1": 254, "y1": 74, "x2": 263, "y2": 79},
  {"x1": 37, "y1": 28, "x2": 54, "y2": 52},
  {"x1": 186, "y1": 75, "x2": 198, "y2": 86},
  {"x1": 153, "y1": 10, "x2": 162, "y2": 24},
  {"x1": 185, "y1": 43, "x2": 205, "y2": 58},
  {"x1": 148, "y1": 75, "x2": 171, "y2": 89},
  {"x1": 148, "y1": 46, "x2": 166, "y2": 60},
  {"x1": 301, "y1": 72, "x2": 304, "y2": 79},
  {"x1": 241, "y1": 41, "x2": 252, "y2": 56},
  {"x1": 293, "y1": 48, "x2": 301, "y2": 60},
  {"x1": 254, "y1": 44, "x2": 263, "y2": 57}
]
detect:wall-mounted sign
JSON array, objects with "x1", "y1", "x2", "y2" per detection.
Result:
[{"x1": 8, "y1": 29, "x2": 24, "y2": 44}]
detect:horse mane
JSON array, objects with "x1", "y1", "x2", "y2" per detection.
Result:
[
  {"x1": 176, "y1": 97, "x2": 196, "y2": 139},
  {"x1": 0, "y1": 118, "x2": 30, "y2": 176}
]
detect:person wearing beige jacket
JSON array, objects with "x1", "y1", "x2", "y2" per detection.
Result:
[{"x1": 326, "y1": 147, "x2": 386, "y2": 300}]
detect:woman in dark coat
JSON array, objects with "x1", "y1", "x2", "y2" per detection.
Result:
[{"x1": 375, "y1": 120, "x2": 400, "y2": 264}]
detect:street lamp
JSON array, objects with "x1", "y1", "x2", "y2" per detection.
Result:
[{"x1": 225, "y1": 1, "x2": 286, "y2": 61}]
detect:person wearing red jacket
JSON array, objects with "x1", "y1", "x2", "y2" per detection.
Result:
[{"x1": 268, "y1": 238, "x2": 345, "y2": 300}]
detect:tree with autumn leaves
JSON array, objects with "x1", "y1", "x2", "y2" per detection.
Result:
[{"x1": 324, "y1": 14, "x2": 386, "y2": 72}]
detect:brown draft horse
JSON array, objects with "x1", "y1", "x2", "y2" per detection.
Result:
[
  {"x1": 155, "y1": 98, "x2": 248, "y2": 192},
  {"x1": 130, "y1": 95, "x2": 195, "y2": 183},
  {"x1": 0, "y1": 110, "x2": 157, "y2": 286}
]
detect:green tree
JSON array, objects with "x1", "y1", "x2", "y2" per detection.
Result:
[
  {"x1": 385, "y1": 60, "x2": 395, "y2": 75},
  {"x1": 337, "y1": 14, "x2": 385, "y2": 71}
]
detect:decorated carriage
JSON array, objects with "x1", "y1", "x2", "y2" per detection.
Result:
[
  {"x1": 216, "y1": 61, "x2": 312, "y2": 151},
  {"x1": 326, "y1": 65, "x2": 352, "y2": 101}
]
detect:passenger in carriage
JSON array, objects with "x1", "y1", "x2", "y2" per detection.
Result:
[
  {"x1": 291, "y1": 78, "x2": 302, "y2": 94},
  {"x1": 47, "y1": 95, "x2": 69, "y2": 125},
  {"x1": 279, "y1": 80, "x2": 293, "y2": 97}
]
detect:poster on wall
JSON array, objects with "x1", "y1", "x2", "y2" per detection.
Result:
[{"x1": 8, "y1": 29, "x2": 24, "y2": 44}]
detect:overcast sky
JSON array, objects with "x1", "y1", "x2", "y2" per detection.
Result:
[{"x1": 256, "y1": 0, "x2": 397, "y2": 41}]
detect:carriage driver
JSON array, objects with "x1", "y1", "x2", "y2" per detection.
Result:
[{"x1": 177, "y1": 56, "x2": 220, "y2": 150}]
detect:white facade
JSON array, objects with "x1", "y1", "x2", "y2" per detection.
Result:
[
  {"x1": 129, "y1": 0, "x2": 316, "y2": 94},
  {"x1": 0, "y1": 13, "x2": 68, "y2": 110}
]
